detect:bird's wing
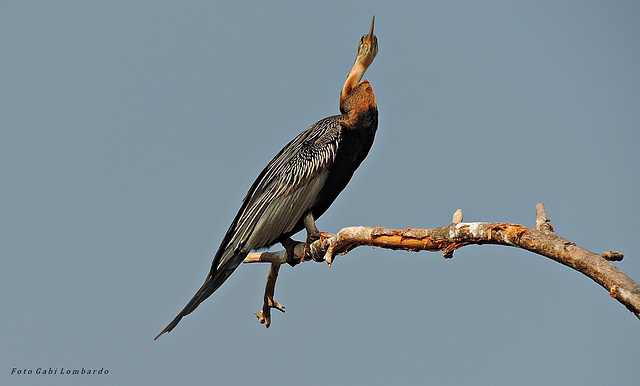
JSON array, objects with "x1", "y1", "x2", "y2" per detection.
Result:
[
  {"x1": 212, "y1": 114, "x2": 345, "y2": 271},
  {"x1": 154, "y1": 116, "x2": 345, "y2": 340}
]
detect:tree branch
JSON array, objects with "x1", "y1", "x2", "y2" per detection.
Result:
[{"x1": 243, "y1": 203, "x2": 640, "y2": 327}]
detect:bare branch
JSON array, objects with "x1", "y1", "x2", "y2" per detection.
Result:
[
  {"x1": 244, "y1": 203, "x2": 640, "y2": 326},
  {"x1": 442, "y1": 209, "x2": 463, "y2": 259},
  {"x1": 535, "y1": 202, "x2": 554, "y2": 232}
]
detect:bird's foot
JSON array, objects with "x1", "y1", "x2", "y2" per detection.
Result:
[
  {"x1": 255, "y1": 296, "x2": 285, "y2": 329},
  {"x1": 304, "y1": 231, "x2": 332, "y2": 262}
]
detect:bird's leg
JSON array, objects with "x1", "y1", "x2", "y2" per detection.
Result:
[
  {"x1": 280, "y1": 212, "x2": 323, "y2": 266},
  {"x1": 281, "y1": 237, "x2": 302, "y2": 267},
  {"x1": 303, "y1": 212, "x2": 323, "y2": 262}
]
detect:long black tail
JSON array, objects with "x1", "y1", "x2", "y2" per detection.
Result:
[{"x1": 154, "y1": 251, "x2": 247, "y2": 340}]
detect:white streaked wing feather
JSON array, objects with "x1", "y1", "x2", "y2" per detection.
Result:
[{"x1": 214, "y1": 115, "x2": 343, "y2": 269}]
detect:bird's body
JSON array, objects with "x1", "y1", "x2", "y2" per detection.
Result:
[{"x1": 155, "y1": 17, "x2": 378, "y2": 340}]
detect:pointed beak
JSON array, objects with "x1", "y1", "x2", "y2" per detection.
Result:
[{"x1": 367, "y1": 15, "x2": 375, "y2": 44}]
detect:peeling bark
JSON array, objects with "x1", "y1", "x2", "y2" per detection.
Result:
[{"x1": 243, "y1": 203, "x2": 640, "y2": 327}]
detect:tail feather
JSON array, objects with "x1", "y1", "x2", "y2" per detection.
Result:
[{"x1": 154, "y1": 252, "x2": 246, "y2": 340}]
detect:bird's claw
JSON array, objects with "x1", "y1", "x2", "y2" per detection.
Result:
[
  {"x1": 302, "y1": 232, "x2": 320, "y2": 262},
  {"x1": 255, "y1": 297, "x2": 285, "y2": 328},
  {"x1": 304, "y1": 231, "x2": 334, "y2": 263},
  {"x1": 304, "y1": 242, "x2": 324, "y2": 262}
]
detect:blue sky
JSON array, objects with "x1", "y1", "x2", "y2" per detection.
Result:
[{"x1": 2, "y1": 1, "x2": 639, "y2": 385}]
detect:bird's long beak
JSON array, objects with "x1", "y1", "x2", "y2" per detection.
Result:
[{"x1": 367, "y1": 16, "x2": 375, "y2": 44}]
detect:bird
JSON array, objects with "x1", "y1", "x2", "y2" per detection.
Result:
[{"x1": 155, "y1": 16, "x2": 378, "y2": 340}]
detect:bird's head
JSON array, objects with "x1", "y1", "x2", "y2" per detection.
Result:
[
  {"x1": 339, "y1": 16, "x2": 379, "y2": 114},
  {"x1": 355, "y1": 16, "x2": 378, "y2": 70}
]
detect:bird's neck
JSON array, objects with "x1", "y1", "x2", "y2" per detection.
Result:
[
  {"x1": 340, "y1": 61, "x2": 366, "y2": 103},
  {"x1": 339, "y1": 56, "x2": 377, "y2": 125},
  {"x1": 339, "y1": 79, "x2": 376, "y2": 127}
]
